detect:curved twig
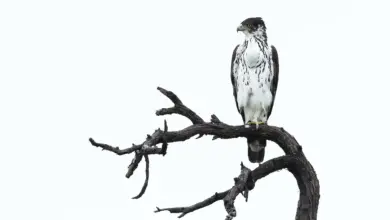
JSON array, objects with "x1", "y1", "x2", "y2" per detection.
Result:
[
  {"x1": 132, "y1": 155, "x2": 150, "y2": 199},
  {"x1": 156, "y1": 87, "x2": 204, "y2": 125}
]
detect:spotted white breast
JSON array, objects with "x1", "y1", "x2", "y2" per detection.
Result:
[{"x1": 233, "y1": 38, "x2": 274, "y2": 124}]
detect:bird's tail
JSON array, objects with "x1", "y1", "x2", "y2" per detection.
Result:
[{"x1": 247, "y1": 137, "x2": 266, "y2": 163}]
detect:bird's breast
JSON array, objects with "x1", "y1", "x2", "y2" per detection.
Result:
[{"x1": 244, "y1": 42, "x2": 262, "y2": 68}]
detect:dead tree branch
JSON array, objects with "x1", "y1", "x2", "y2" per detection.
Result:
[
  {"x1": 155, "y1": 190, "x2": 229, "y2": 218},
  {"x1": 132, "y1": 155, "x2": 149, "y2": 199},
  {"x1": 89, "y1": 87, "x2": 320, "y2": 220}
]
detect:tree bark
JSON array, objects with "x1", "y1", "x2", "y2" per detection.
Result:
[{"x1": 89, "y1": 87, "x2": 320, "y2": 220}]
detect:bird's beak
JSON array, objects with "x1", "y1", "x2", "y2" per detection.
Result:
[{"x1": 236, "y1": 24, "x2": 246, "y2": 32}]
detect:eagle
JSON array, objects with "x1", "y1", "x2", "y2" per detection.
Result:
[{"x1": 230, "y1": 17, "x2": 279, "y2": 163}]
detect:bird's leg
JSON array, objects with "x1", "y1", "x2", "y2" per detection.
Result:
[
  {"x1": 245, "y1": 121, "x2": 264, "y2": 129},
  {"x1": 254, "y1": 109, "x2": 267, "y2": 130},
  {"x1": 255, "y1": 121, "x2": 264, "y2": 130},
  {"x1": 245, "y1": 120, "x2": 252, "y2": 128}
]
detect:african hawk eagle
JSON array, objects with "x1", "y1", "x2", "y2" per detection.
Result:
[{"x1": 230, "y1": 17, "x2": 279, "y2": 163}]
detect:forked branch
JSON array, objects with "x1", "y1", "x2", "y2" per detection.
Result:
[{"x1": 89, "y1": 87, "x2": 320, "y2": 220}]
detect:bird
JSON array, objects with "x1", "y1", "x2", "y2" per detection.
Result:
[{"x1": 230, "y1": 17, "x2": 279, "y2": 163}]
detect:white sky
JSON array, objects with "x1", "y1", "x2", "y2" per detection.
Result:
[{"x1": 1, "y1": 0, "x2": 389, "y2": 219}]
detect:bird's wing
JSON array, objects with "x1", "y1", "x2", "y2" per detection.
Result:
[
  {"x1": 230, "y1": 45, "x2": 245, "y2": 122},
  {"x1": 267, "y1": 45, "x2": 279, "y2": 118}
]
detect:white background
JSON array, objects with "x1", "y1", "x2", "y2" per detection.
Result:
[{"x1": 1, "y1": 0, "x2": 389, "y2": 219}]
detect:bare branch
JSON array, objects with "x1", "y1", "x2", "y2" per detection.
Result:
[
  {"x1": 156, "y1": 87, "x2": 204, "y2": 125},
  {"x1": 126, "y1": 153, "x2": 143, "y2": 178},
  {"x1": 156, "y1": 87, "x2": 183, "y2": 105},
  {"x1": 251, "y1": 156, "x2": 320, "y2": 220},
  {"x1": 161, "y1": 119, "x2": 168, "y2": 155},
  {"x1": 156, "y1": 156, "x2": 316, "y2": 219},
  {"x1": 132, "y1": 155, "x2": 150, "y2": 199},
  {"x1": 223, "y1": 163, "x2": 253, "y2": 219},
  {"x1": 89, "y1": 87, "x2": 320, "y2": 220},
  {"x1": 155, "y1": 190, "x2": 229, "y2": 218},
  {"x1": 89, "y1": 138, "x2": 140, "y2": 155},
  {"x1": 155, "y1": 162, "x2": 255, "y2": 219}
]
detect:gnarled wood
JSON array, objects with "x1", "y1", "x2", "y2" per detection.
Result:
[{"x1": 89, "y1": 87, "x2": 320, "y2": 220}]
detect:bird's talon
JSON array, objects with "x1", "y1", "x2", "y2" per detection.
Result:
[{"x1": 246, "y1": 121, "x2": 264, "y2": 125}]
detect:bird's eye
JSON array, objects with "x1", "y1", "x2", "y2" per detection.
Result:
[{"x1": 247, "y1": 24, "x2": 252, "y2": 28}]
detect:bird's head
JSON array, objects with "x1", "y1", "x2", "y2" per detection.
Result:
[{"x1": 237, "y1": 17, "x2": 267, "y2": 40}]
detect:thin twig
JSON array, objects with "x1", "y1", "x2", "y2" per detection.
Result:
[
  {"x1": 155, "y1": 190, "x2": 229, "y2": 218},
  {"x1": 132, "y1": 155, "x2": 150, "y2": 199},
  {"x1": 89, "y1": 138, "x2": 140, "y2": 155},
  {"x1": 156, "y1": 87, "x2": 204, "y2": 124}
]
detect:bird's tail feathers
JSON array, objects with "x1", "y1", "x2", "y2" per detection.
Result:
[{"x1": 247, "y1": 138, "x2": 266, "y2": 163}]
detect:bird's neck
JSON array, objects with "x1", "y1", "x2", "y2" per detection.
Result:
[
  {"x1": 241, "y1": 35, "x2": 270, "y2": 68},
  {"x1": 244, "y1": 35, "x2": 268, "y2": 50},
  {"x1": 245, "y1": 31, "x2": 268, "y2": 45}
]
